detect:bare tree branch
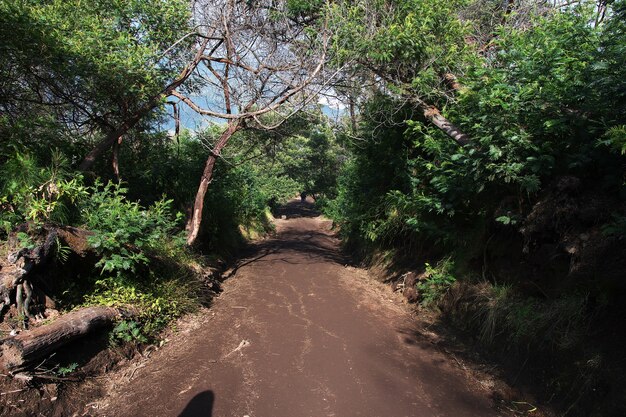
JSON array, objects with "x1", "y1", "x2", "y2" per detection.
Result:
[{"x1": 180, "y1": 0, "x2": 334, "y2": 244}]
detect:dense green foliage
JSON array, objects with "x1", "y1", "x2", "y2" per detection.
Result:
[
  {"x1": 329, "y1": 1, "x2": 625, "y2": 264},
  {"x1": 0, "y1": 110, "x2": 341, "y2": 340},
  {"x1": 330, "y1": 0, "x2": 474, "y2": 97},
  {"x1": 322, "y1": 1, "x2": 626, "y2": 415},
  {"x1": 1, "y1": 0, "x2": 625, "y2": 414},
  {"x1": 0, "y1": 151, "x2": 86, "y2": 233},
  {"x1": 270, "y1": 126, "x2": 344, "y2": 201},
  {"x1": 0, "y1": 0, "x2": 339, "y2": 339},
  {"x1": 0, "y1": 152, "x2": 196, "y2": 336},
  {"x1": 0, "y1": 0, "x2": 192, "y2": 162}
]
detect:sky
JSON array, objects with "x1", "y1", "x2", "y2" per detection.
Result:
[{"x1": 159, "y1": 94, "x2": 348, "y2": 134}]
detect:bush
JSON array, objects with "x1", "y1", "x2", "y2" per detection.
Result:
[
  {"x1": 418, "y1": 259, "x2": 456, "y2": 306},
  {"x1": 85, "y1": 271, "x2": 201, "y2": 340},
  {"x1": 455, "y1": 283, "x2": 590, "y2": 355},
  {"x1": 0, "y1": 151, "x2": 87, "y2": 236},
  {"x1": 76, "y1": 180, "x2": 202, "y2": 340},
  {"x1": 82, "y1": 181, "x2": 183, "y2": 276},
  {"x1": 0, "y1": 156, "x2": 204, "y2": 341}
]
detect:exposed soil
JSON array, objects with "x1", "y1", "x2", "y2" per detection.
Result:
[
  {"x1": 84, "y1": 200, "x2": 510, "y2": 417},
  {"x1": 0, "y1": 200, "x2": 543, "y2": 416}
]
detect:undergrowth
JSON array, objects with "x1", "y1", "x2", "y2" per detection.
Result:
[
  {"x1": 77, "y1": 183, "x2": 205, "y2": 341},
  {"x1": 463, "y1": 285, "x2": 590, "y2": 354},
  {"x1": 0, "y1": 146, "x2": 290, "y2": 342},
  {"x1": 0, "y1": 154, "x2": 206, "y2": 342},
  {"x1": 417, "y1": 259, "x2": 456, "y2": 306}
]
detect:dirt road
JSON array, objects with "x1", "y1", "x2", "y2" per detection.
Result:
[{"x1": 99, "y1": 201, "x2": 501, "y2": 417}]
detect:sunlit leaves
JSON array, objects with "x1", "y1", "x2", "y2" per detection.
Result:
[
  {"x1": 0, "y1": 0, "x2": 191, "y2": 131},
  {"x1": 326, "y1": 1, "x2": 626, "y2": 252}
]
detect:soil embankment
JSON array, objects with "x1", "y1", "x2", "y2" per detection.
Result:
[{"x1": 96, "y1": 200, "x2": 502, "y2": 416}]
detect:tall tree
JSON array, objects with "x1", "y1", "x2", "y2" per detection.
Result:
[
  {"x1": 173, "y1": 0, "x2": 331, "y2": 245},
  {"x1": 0, "y1": 0, "x2": 195, "y2": 171},
  {"x1": 325, "y1": 0, "x2": 476, "y2": 146}
]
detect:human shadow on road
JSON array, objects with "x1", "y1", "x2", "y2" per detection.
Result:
[{"x1": 178, "y1": 390, "x2": 214, "y2": 417}]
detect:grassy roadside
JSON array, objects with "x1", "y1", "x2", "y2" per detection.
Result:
[{"x1": 349, "y1": 240, "x2": 625, "y2": 417}]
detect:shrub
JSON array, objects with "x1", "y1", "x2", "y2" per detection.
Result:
[
  {"x1": 418, "y1": 259, "x2": 456, "y2": 306},
  {"x1": 0, "y1": 151, "x2": 87, "y2": 236},
  {"x1": 110, "y1": 320, "x2": 148, "y2": 345},
  {"x1": 470, "y1": 284, "x2": 589, "y2": 354},
  {"x1": 84, "y1": 267, "x2": 201, "y2": 341},
  {"x1": 76, "y1": 180, "x2": 202, "y2": 340},
  {"x1": 81, "y1": 181, "x2": 183, "y2": 276}
]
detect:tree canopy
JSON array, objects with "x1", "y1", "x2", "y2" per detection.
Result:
[{"x1": 1, "y1": 1, "x2": 626, "y2": 414}]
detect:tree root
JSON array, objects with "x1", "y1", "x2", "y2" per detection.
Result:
[
  {"x1": 22, "y1": 280, "x2": 35, "y2": 321},
  {"x1": 13, "y1": 280, "x2": 36, "y2": 328}
]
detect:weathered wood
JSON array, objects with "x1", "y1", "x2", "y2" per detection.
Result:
[
  {"x1": 1, "y1": 225, "x2": 97, "y2": 323},
  {"x1": 1, "y1": 306, "x2": 119, "y2": 371},
  {"x1": 421, "y1": 104, "x2": 471, "y2": 146}
]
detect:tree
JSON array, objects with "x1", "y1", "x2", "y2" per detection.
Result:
[
  {"x1": 325, "y1": 0, "x2": 476, "y2": 146},
  {"x1": 0, "y1": 0, "x2": 194, "y2": 172},
  {"x1": 172, "y1": 0, "x2": 331, "y2": 245},
  {"x1": 271, "y1": 124, "x2": 343, "y2": 199}
]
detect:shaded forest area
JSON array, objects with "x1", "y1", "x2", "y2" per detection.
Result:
[{"x1": 1, "y1": 0, "x2": 625, "y2": 416}]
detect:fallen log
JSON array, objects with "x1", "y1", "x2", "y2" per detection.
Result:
[{"x1": 1, "y1": 306, "x2": 120, "y2": 371}]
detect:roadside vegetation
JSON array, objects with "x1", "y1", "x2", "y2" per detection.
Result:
[
  {"x1": 318, "y1": 1, "x2": 626, "y2": 416},
  {"x1": 0, "y1": 120, "x2": 338, "y2": 341},
  {"x1": 0, "y1": 0, "x2": 337, "y2": 351},
  {"x1": 1, "y1": 0, "x2": 625, "y2": 416}
]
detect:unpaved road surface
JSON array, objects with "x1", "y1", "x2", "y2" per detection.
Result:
[{"x1": 98, "y1": 201, "x2": 501, "y2": 417}]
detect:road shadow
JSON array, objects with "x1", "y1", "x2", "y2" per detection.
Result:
[
  {"x1": 254, "y1": 228, "x2": 346, "y2": 262},
  {"x1": 222, "y1": 200, "x2": 347, "y2": 276},
  {"x1": 394, "y1": 321, "x2": 544, "y2": 415},
  {"x1": 178, "y1": 390, "x2": 214, "y2": 417},
  {"x1": 272, "y1": 199, "x2": 320, "y2": 219}
]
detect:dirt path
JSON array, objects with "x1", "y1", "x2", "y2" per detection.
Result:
[{"x1": 97, "y1": 201, "x2": 502, "y2": 417}]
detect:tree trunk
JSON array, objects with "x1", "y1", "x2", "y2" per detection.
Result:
[
  {"x1": 370, "y1": 67, "x2": 472, "y2": 147},
  {"x1": 348, "y1": 95, "x2": 357, "y2": 133},
  {"x1": 79, "y1": 115, "x2": 145, "y2": 172},
  {"x1": 1, "y1": 306, "x2": 120, "y2": 371},
  {"x1": 424, "y1": 107, "x2": 470, "y2": 146},
  {"x1": 186, "y1": 121, "x2": 241, "y2": 246},
  {"x1": 112, "y1": 135, "x2": 123, "y2": 180},
  {"x1": 420, "y1": 103, "x2": 471, "y2": 146},
  {"x1": 78, "y1": 39, "x2": 211, "y2": 172},
  {"x1": 1, "y1": 226, "x2": 97, "y2": 324}
]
